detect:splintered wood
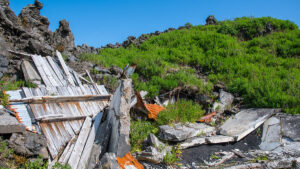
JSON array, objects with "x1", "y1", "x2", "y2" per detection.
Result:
[{"x1": 10, "y1": 51, "x2": 111, "y2": 167}]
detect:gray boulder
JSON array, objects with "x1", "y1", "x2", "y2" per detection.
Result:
[
  {"x1": 260, "y1": 114, "x2": 300, "y2": 156},
  {"x1": 220, "y1": 108, "x2": 278, "y2": 141},
  {"x1": 98, "y1": 153, "x2": 120, "y2": 169},
  {"x1": 9, "y1": 131, "x2": 48, "y2": 158},
  {"x1": 158, "y1": 122, "x2": 216, "y2": 142},
  {"x1": 0, "y1": 110, "x2": 25, "y2": 134},
  {"x1": 137, "y1": 134, "x2": 171, "y2": 164}
]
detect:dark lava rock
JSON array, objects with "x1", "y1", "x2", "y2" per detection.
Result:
[
  {"x1": 181, "y1": 126, "x2": 262, "y2": 164},
  {"x1": 206, "y1": 15, "x2": 217, "y2": 25},
  {"x1": 0, "y1": 55, "x2": 8, "y2": 78},
  {"x1": 52, "y1": 19, "x2": 75, "y2": 52},
  {"x1": 9, "y1": 131, "x2": 48, "y2": 158}
]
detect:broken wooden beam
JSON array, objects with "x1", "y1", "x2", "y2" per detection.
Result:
[
  {"x1": 68, "y1": 117, "x2": 92, "y2": 169},
  {"x1": 9, "y1": 94, "x2": 111, "y2": 104},
  {"x1": 37, "y1": 115, "x2": 91, "y2": 123},
  {"x1": 56, "y1": 50, "x2": 75, "y2": 86}
]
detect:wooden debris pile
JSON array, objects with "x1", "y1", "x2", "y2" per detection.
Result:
[{"x1": 6, "y1": 50, "x2": 142, "y2": 168}]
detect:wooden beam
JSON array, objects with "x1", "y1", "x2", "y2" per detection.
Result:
[
  {"x1": 9, "y1": 94, "x2": 111, "y2": 104},
  {"x1": 56, "y1": 50, "x2": 74, "y2": 86},
  {"x1": 68, "y1": 117, "x2": 92, "y2": 169},
  {"x1": 58, "y1": 135, "x2": 78, "y2": 164},
  {"x1": 85, "y1": 70, "x2": 94, "y2": 84},
  {"x1": 37, "y1": 115, "x2": 91, "y2": 123}
]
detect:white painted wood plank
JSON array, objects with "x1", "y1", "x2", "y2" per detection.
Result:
[
  {"x1": 58, "y1": 135, "x2": 77, "y2": 164},
  {"x1": 42, "y1": 57, "x2": 63, "y2": 86},
  {"x1": 56, "y1": 51, "x2": 75, "y2": 86},
  {"x1": 68, "y1": 117, "x2": 92, "y2": 169},
  {"x1": 46, "y1": 56, "x2": 68, "y2": 86},
  {"x1": 32, "y1": 55, "x2": 52, "y2": 86},
  {"x1": 39, "y1": 56, "x2": 59, "y2": 86},
  {"x1": 77, "y1": 123, "x2": 96, "y2": 169}
]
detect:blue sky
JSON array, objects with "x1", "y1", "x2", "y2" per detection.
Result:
[{"x1": 10, "y1": 0, "x2": 300, "y2": 47}]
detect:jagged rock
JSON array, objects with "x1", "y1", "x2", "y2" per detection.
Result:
[
  {"x1": 259, "y1": 114, "x2": 300, "y2": 156},
  {"x1": 52, "y1": 19, "x2": 75, "y2": 52},
  {"x1": 9, "y1": 131, "x2": 48, "y2": 158},
  {"x1": 0, "y1": 110, "x2": 25, "y2": 134},
  {"x1": 280, "y1": 115, "x2": 300, "y2": 141},
  {"x1": 158, "y1": 123, "x2": 216, "y2": 142},
  {"x1": 212, "y1": 90, "x2": 234, "y2": 113},
  {"x1": 99, "y1": 153, "x2": 120, "y2": 169},
  {"x1": 206, "y1": 15, "x2": 217, "y2": 25},
  {"x1": 219, "y1": 90, "x2": 234, "y2": 107},
  {"x1": 220, "y1": 108, "x2": 278, "y2": 141},
  {"x1": 0, "y1": 55, "x2": 8, "y2": 78},
  {"x1": 137, "y1": 134, "x2": 171, "y2": 164},
  {"x1": 110, "y1": 66, "x2": 123, "y2": 75}
]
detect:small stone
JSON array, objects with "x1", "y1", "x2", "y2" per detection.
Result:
[
  {"x1": 206, "y1": 135, "x2": 235, "y2": 144},
  {"x1": 179, "y1": 137, "x2": 206, "y2": 149}
]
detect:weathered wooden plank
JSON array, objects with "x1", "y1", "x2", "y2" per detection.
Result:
[
  {"x1": 56, "y1": 51, "x2": 74, "y2": 86},
  {"x1": 68, "y1": 117, "x2": 92, "y2": 169},
  {"x1": 40, "y1": 123, "x2": 59, "y2": 158},
  {"x1": 56, "y1": 87, "x2": 81, "y2": 133},
  {"x1": 42, "y1": 57, "x2": 63, "y2": 86},
  {"x1": 85, "y1": 70, "x2": 94, "y2": 83},
  {"x1": 83, "y1": 85, "x2": 99, "y2": 116},
  {"x1": 71, "y1": 70, "x2": 82, "y2": 87},
  {"x1": 71, "y1": 87, "x2": 90, "y2": 116},
  {"x1": 77, "y1": 122, "x2": 96, "y2": 169},
  {"x1": 39, "y1": 56, "x2": 59, "y2": 86},
  {"x1": 58, "y1": 135, "x2": 77, "y2": 164},
  {"x1": 32, "y1": 55, "x2": 52, "y2": 86},
  {"x1": 46, "y1": 56, "x2": 68, "y2": 86},
  {"x1": 36, "y1": 115, "x2": 89, "y2": 123},
  {"x1": 9, "y1": 94, "x2": 111, "y2": 104}
]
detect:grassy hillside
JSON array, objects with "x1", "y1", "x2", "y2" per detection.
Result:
[{"x1": 81, "y1": 17, "x2": 300, "y2": 114}]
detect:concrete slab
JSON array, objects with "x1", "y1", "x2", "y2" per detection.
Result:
[
  {"x1": 0, "y1": 111, "x2": 25, "y2": 134},
  {"x1": 220, "y1": 109, "x2": 278, "y2": 141},
  {"x1": 259, "y1": 117, "x2": 281, "y2": 151}
]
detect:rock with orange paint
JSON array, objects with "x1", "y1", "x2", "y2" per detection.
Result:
[{"x1": 117, "y1": 153, "x2": 144, "y2": 169}]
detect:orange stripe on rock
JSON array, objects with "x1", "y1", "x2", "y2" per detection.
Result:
[{"x1": 117, "y1": 153, "x2": 144, "y2": 169}]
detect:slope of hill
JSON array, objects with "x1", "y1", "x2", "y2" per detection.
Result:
[{"x1": 81, "y1": 17, "x2": 300, "y2": 114}]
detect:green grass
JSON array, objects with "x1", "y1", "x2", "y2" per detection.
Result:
[
  {"x1": 81, "y1": 17, "x2": 300, "y2": 114},
  {"x1": 0, "y1": 77, "x2": 37, "y2": 106},
  {"x1": 130, "y1": 100, "x2": 205, "y2": 152},
  {"x1": 130, "y1": 120, "x2": 159, "y2": 152},
  {"x1": 156, "y1": 99, "x2": 205, "y2": 125}
]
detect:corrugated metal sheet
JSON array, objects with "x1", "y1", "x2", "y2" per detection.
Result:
[{"x1": 7, "y1": 90, "x2": 36, "y2": 132}]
